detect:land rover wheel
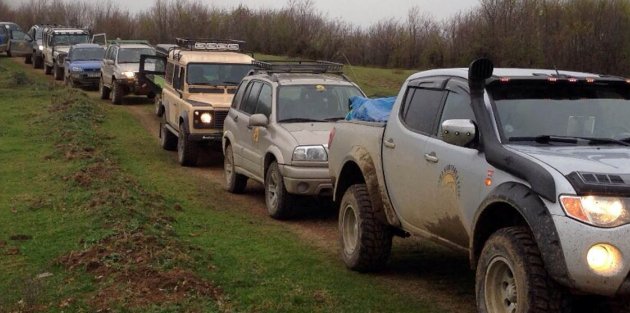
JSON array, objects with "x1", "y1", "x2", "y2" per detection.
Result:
[
  {"x1": 265, "y1": 161, "x2": 294, "y2": 220},
  {"x1": 44, "y1": 64, "x2": 52, "y2": 75},
  {"x1": 154, "y1": 95, "x2": 164, "y2": 117},
  {"x1": 159, "y1": 116, "x2": 177, "y2": 151},
  {"x1": 147, "y1": 92, "x2": 156, "y2": 99},
  {"x1": 339, "y1": 184, "x2": 392, "y2": 272},
  {"x1": 24, "y1": 55, "x2": 32, "y2": 64},
  {"x1": 111, "y1": 80, "x2": 124, "y2": 105},
  {"x1": 53, "y1": 63, "x2": 63, "y2": 80},
  {"x1": 476, "y1": 227, "x2": 570, "y2": 313},
  {"x1": 99, "y1": 78, "x2": 110, "y2": 99},
  {"x1": 177, "y1": 123, "x2": 198, "y2": 166}
]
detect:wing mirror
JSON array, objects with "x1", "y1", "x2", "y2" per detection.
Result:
[
  {"x1": 441, "y1": 119, "x2": 477, "y2": 147},
  {"x1": 249, "y1": 114, "x2": 269, "y2": 128}
]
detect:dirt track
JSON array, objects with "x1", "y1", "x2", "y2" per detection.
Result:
[{"x1": 14, "y1": 58, "x2": 477, "y2": 313}]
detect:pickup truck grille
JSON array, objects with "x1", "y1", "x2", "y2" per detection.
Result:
[{"x1": 213, "y1": 110, "x2": 229, "y2": 129}]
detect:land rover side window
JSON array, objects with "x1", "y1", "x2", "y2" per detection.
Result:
[
  {"x1": 165, "y1": 62, "x2": 174, "y2": 85},
  {"x1": 401, "y1": 87, "x2": 445, "y2": 135},
  {"x1": 172, "y1": 65, "x2": 181, "y2": 89},
  {"x1": 231, "y1": 81, "x2": 248, "y2": 109},
  {"x1": 255, "y1": 84, "x2": 272, "y2": 117},
  {"x1": 243, "y1": 82, "x2": 263, "y2": 115},
  {"x1": 177, "y1": 67, "x2": 185, "y2": 91}
]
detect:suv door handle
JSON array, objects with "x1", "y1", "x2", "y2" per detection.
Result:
[
  {"x1": 384, "y1": 138, "x2": 396, "y2": 149},
  {"x1": 424, "y1": 152, "x2": 439, "y2": 163},
  {"x1": 234, "y1": 115, "x2": 239, "y2": 122}
]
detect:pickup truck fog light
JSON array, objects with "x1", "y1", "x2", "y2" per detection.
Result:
[
  {"x1": 587, "y1": 244, "x2": 623, "y2": 276},
  {"x1": 200, "y1": 113, "x2": 212, "y2": 124}
]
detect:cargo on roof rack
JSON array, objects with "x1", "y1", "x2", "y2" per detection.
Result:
[
  {"x1": 252, "y1": 60, "x2": 344, "y2": 74},
  {"x1": 175, "y1": 38, "x2": 245, "y2": 52}
]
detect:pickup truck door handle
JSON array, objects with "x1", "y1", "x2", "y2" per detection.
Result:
[
  {"x1": 424, "y1": 152, "x2": 439, "y2": 163},
  {"x1": 384, "y1": 138, "x2": 396, "y2": 149}
]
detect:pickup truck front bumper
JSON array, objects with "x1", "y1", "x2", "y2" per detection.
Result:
[
  {"x1": 279, "y1": 164, "x2": 333, "y2": 197},
  {"x1": 553, "y1": 215, "x2": 630, "y2": 296}
]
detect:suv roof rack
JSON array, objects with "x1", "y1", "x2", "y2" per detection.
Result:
[
  {"x1": 252, "y1": 60, "x2": 344, "y2": 75},
  {"x1": 175, "y1": 38, "x2": 245, "y2": 52},
  {"x1": 109, "y1": 39, "x2": 151, "y2": 46}
]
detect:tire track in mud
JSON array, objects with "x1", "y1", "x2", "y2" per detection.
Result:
[{"x1": 12, "y1": 57, "x2": 477, "y2": 313}]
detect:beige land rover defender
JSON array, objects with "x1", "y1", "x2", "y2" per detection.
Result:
[{"x1": 140, "y1": 38, "x2": 255, "y2": 166}]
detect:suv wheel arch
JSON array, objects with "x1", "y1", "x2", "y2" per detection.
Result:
[{"x1": 471, "y1": 182, "x2": 573, "y2": 288}]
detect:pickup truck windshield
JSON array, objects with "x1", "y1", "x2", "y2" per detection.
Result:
[
  {"x1": 187, "y1": 63, "x2": 254, "y2": 86},
  {"x1": 118, "y1": 48, "x2": 155, "y2": 64},
  {"x1": 70, "y1": 48, "x2": 105, "y2": 61},
  {"x1": 278, "y1": 85, "x2": 363, "y2": 122},
  {"x1": 52, "y1": 34, "x2": 90, "y2": 46},
  {"x1": 489, "y1": 81, "x2": 630, "y2": 144}
]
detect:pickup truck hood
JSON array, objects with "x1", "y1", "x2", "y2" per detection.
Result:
[
  {"x1": 508, "y1": 145, "x2": 630, "y2": 175},
  {"x1": 117, "y1": 63, "x2": 140, "y2": 73},
  {"x1": 186, "y1": 94, "x2": 232, "y2": 108},
  {"x1": 281, "y1": 123, "x2": 334, "y2": 145},
  {"x1": 68, "y1": 60, "x2": 101, "y2": 70}
]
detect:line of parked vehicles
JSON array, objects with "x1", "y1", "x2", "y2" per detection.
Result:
[{"x1": 4, "y1": 21, "x2": 630, "y2": 313}]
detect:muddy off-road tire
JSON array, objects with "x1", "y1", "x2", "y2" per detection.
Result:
[
  {"x1": 32, "y1": 55, "x2": 43, "y2": 69},
  {"x1": 476, "y1": 227, "x2": 571, "y2": 313},
  {"x1": 53, "y1": 63, "x2": 63, "y2": 81},
  {"x1": 44, "y1": 64, "x2": 52, "y2": 75},
  {"x1": 224, "y1": 144, "x2": 247, "y2": 193},
  {"x1": 177, "y1": 123, "x2": 198, "y2": 166},
  {"x1": 99, "y1": 78, "x2": 110, "y2": 100},
  {"x1": 111, "y1": 80, "x2": 124, "y2": 105},
  {"x1": 339, "y1": 184, "x2": 392, "y2": 272},
  {"x1": 159, "y1": 116, "x2": 177, "y2": 151},
  {"x1": 265, "y1": 161, "x2": 294, "y2": 220}
]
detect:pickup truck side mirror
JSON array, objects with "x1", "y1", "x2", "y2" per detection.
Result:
[
  {"x1": 249, "y1": 114, "x2": 269, "y2": 128},
  {"x1": 441, "y1": 119, "x2": 477, "y2": 147}
]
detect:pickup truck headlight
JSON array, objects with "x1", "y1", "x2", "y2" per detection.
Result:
[
  {"x1": 122, "y1": 71, "x2": 136, "y2": 79},
  {"x1": 70, "y1": 66, "x2": 83, "y2": 72},
  {"x1": 560, "y1": 195, "x2": 629, "y2": 227},
  {"x1": 292, "y1": 145, "x2": 327, "y2": 162},
  {"x1": 38, "y1": 45, "x2": 43, "y2": 51}
]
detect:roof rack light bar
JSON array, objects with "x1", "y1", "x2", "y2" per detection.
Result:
[
  {"x1": 252, "y1": 60, "x2": 344, "y2": 74},
  {"x1": 175, "y1": 38, "x2": 245, "y2": 52}
]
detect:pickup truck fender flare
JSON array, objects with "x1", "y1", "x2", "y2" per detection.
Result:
[
  {"x1": 471, "y1": 182, "x2": 573, "y2": 288},
  {"x1": 222, "y1": 129, "x2": 235, "y2": 153},
  {"x1": 334, "y1": 146, "x2": 401, "y2": 227}
]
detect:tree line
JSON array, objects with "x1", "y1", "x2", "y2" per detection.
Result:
[{"x1": 2, "y1": 0, "x2": 630, "y2": 75}]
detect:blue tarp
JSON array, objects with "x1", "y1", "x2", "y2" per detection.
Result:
[{"x1": 345, "y1": 96, "x2": 396, "y2": 123}]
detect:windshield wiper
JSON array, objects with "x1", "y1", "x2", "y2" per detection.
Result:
[
  {"x1": 509, "y1": 135, "x2": 630, "y2": 146},
  {"x1": 278, "y1": 118, "x2": 326, "y2": 123},
  {"x1": 222, "y1": 81, "x2": 240, "y2": 85},
  {"x1": 322, "y1": 117, "x2": 346, "y2": 121}
]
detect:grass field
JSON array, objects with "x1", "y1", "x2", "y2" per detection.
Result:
[{"x1": 0, "y1": 57, "x2": 443, "y2": 312}]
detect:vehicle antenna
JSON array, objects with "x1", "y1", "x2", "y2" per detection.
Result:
[
  {"x1": 554, "y1": 64, "x2": 561, "y2": 77},
  {"x1": 341, "y1": 52, "x2": 360, "y2": 84}
]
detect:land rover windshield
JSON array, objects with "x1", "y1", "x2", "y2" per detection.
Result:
[
  {"x1": 277, "y1": 85, "x2": 364, "y2": 122},
  {"x1": 187, "y1": 63, "x2": 254, "y2": 86},
  {"x1": 490, "y1": 81, "x2": 630, "y2": 144}
]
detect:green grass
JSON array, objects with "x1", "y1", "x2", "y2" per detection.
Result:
[
  {"x1": 255, "y1": 54, "x2": 414, "y2": 97},
  {"x1": 0, "y1": 56, "x2": 446, "y2": 312}
]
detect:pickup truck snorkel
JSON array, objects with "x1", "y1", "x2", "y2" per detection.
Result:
[{"x1": 468, "y1": 59, "x2": 557, "y2": 202}]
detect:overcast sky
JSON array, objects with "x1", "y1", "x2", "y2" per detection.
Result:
[{"x1": 5, "y1": 0, "x2": 480, "y2": 27}]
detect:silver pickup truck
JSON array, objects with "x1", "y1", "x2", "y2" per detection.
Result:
[
  {"x1": 328, "y1": 59, "x2": 630, "y2": 312},
  {"x1": 223, "y1": 61, "x2": 364, "y2": 219}
]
